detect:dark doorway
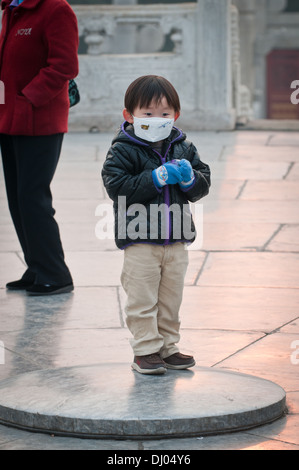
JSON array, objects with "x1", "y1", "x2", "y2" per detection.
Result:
[{"x1": 267, "y1": 49, "x2": 299, "y2": 119}]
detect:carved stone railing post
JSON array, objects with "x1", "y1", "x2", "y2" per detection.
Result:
[
  {"x1": 231, "y1": 4, "x2": 252, "y2": 123},
  {"x1": 84, "y1": 20, "x2": 105, "y2": 55},
  {"x1": 193, "y1": 0, "x2": 235, "y2": 130}
]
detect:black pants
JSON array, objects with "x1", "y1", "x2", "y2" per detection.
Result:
[{"x1": 0, "y1": 134, "x2": 72, "y2": 286}]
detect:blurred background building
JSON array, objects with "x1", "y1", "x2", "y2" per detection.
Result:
[{"x1": 1, "y1": 0, "x2": 299, "y2": 130}]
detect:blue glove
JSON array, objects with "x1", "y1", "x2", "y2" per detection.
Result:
[
  {"x1": 178, "y1": 159, "x2": 195, "y2": 188},
  {"x1": 152, "y1": 162, "x2": 183, "y2": 188}
]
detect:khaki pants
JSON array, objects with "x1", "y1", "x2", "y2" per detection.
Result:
[{"x1": 121, "y1": 243, "x2": 189, "y2": 358}]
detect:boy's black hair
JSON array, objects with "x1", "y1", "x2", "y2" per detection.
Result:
[{"x1": 124, "y1": 75, "x2": 181, "y2": 114}]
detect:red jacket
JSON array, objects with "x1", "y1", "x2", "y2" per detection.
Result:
[{"x1": 0, "y1": 0, "x2": 79, "y2": 135}]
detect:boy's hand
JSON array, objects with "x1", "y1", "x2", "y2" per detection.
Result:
[
  {"x1": 152, "y1": 162, "x2": 183, "y2": 188},
  {"x1": 178, "y1": 159, "x2": 195, "y2": 188}
]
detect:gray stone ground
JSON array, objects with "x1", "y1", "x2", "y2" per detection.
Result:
[{"x1": 0, "y1": 129, "x2": 298, "y2": 450}]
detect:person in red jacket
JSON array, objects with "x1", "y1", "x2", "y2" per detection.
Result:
[{"x1": 0, "y1": 0, "x2": 79, "y2": 295}]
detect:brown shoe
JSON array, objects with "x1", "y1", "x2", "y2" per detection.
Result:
[
  {"x1": 132, "y1": 353, "x2": 167, "y2": 375},
  {"x1": 164, "y1": 352, "x2": 195, "y2": 370}
]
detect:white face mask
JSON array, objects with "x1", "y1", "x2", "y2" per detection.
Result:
[{"x1": 132, "y1": 116, "x2": 174, "y2": 143}]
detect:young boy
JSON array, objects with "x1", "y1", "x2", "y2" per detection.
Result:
[{"x1": 102, "y1": 75, "x2": 211, "y2": 375}]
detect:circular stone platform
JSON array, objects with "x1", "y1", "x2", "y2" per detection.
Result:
[{"x1": 0, "y1": 364, "x2": 286, "y2": 439}]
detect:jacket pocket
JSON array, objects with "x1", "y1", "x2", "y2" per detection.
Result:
[
  {"x1": 11, "y1": 95, "x2": 34, "y2": 135},
  {"x1": 33, "y1": 101, "x2": 51, "y2": 135}
]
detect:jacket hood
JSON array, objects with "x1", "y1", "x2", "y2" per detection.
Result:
[
  {"x1": 112, "y1": 121, "x2": 186, "y2": 148},
  {"x1": 2, "y1": 0, "x2": 44, "y2": 10}
]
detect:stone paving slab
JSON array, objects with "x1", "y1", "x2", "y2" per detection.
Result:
[
  {"x1": 286, "y1": 163, "x2": 299, "y2": 180},
  {"x1": 0, "y1": 225, "x2": 21, "y2": 252},
  {"x1": 0, "y1": 254, "x2": 25, "y2": 288},
  {"x1": 197, "y1": 252, "x2": 299, "y2": 288},
  {"x1": 0, "y1": 316, "x2": 262, "y2": 380},
  {"x1": 204, "y1": 200, "x2": 299, "y2": 224},
  {"x1": 267, "y1": 224, "x2": 299, "y2": 252},
  {"x1": 269, "y1": 133, "x2": 299, "y2": 146},
  {"x1": 221, "y1": 145, "x2": 299, "y2": 162},
  {"x1": 240, "y1": 181, "x2": 299, "y2": 201},
  {"x1": 180, "y1": 286, "x2": 299, "y2": 332},
  {"x1": 219, "y1": 330, "x2": 299, "y2": 392},
  {"x1": 211, "y1": 160, "x2": 290, "y2": 180},
  {"x1": 202, "y1": 222, "x2": 280, "y2": 251},
  {"x1": 0, "y1": 287, "x2": 122, "y2": 332},
  {"x1": 66, "y1": 251, "x2": 123, "y2": 287}
]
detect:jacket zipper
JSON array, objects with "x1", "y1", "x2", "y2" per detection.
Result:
[{"x1": 152, "y1": 142, "x2": 173, "y2": 245}]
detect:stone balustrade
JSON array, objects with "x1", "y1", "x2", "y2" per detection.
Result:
[{"x1": 0, "y1": 1, "x2": 251, "y2": 131}]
